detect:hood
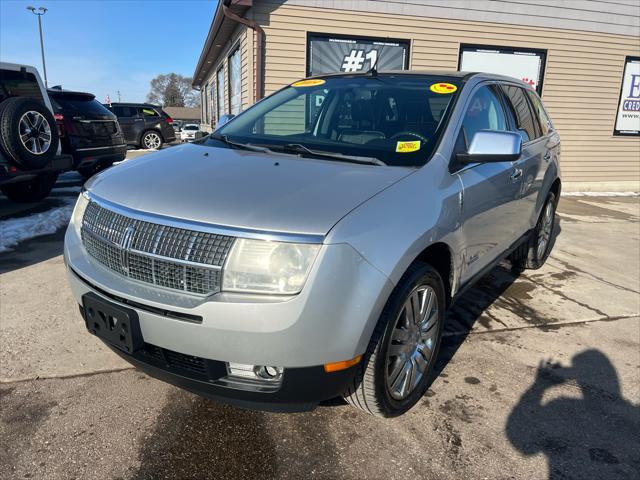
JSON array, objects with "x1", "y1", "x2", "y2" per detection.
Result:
[{"x1": 86, "y1": 143, "x2": 413, "y2": 237}]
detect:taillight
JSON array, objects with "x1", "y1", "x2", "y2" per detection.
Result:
[
  {"x1": 54, "y1": 113, "x2": 65, "y2": 137},
  {"x1": 165, "y1": 116, "x2": 173, "y2": 124}
]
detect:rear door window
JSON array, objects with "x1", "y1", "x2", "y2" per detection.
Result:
[
  {"x1": 526, "y1": 90, "x2": 552, "y2": 136},
  {"x1": 113, "y1": 106, "x2": 137, "y2": 117},
  {"x1": 501, "y1": 85, "x2": 539, "y2": 142},
  {"x1": 139, "y1": 107, "x2": 160, "y2": 117}
]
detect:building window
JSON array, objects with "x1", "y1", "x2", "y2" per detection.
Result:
[
  {"x1": 209, "y1": 82, "x2": 215, "y2": 126},
  {"x1": 458, "y1": 44, "x2": 547, "y2": 95},
  {"x1": 614, "y1": 56, "x2": 640, "y2": 136},
  {"x1": 307, "y1": 33, "x2": 409, "y2": 76},
  {"x1": 228, "y1": 46, "x2": 241, "y2": 115},
  {"x1": 216, "y1": 67, "x2": 225, "y2": 121},
  {"x1": 202, "y1": 89, "x2": 208, "y2": 124}
]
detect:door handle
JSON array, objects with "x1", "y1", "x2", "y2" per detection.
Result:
[
  {"x1": 543, "y1": 152, "x2": 552, "y2": 161},
  {"x1": 510, "y1": 168, "x2": 523, "y2": 181}
]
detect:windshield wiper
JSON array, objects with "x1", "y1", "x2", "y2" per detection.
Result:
[
  {"x1": 210, "y1": 134, "x2": 274, "y2": 154},
  {"x1": 278, "y1": 143, "x2": 387, "y2": 166}
]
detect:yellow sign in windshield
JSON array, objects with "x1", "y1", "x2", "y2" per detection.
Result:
[{"x1": 396, "y1": 140, "x2": 422, "y2": 153}]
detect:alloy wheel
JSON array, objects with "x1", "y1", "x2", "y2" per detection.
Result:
[
  {"x1": 19, "y1": 111, "x2": 52, "y2": 155},
  {"x1": 536, "y1": 200, "x2": 554, "y2": 259},
  {"x1": 143, "y1": 132, "x2": 161, "y2": 149},
  {"x1": 386, "y1": 285, "x2": 439, "y2": 400}
]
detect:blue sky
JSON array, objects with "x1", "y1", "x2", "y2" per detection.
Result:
[{"x1": 1, "y1": 0, "x2": 217, "y2": 102}]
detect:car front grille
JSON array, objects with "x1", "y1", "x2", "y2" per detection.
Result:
[{"x1": 81, "y1": 201, "x2": 234, "y2": 295}]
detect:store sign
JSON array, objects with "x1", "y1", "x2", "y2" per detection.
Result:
[
  {"x1": 307, "y1": 34, "x2": 409, "y2": 76},
  {"x1": 459, "y1": 45, "x2": 547, "y2": 95},
  {"x1": 614, "y1": 56, "x2": 640, "y2": 136}
]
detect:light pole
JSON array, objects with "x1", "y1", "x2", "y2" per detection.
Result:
[{"x1": 26, "y1": 6, "x2": 48, "y2": 88}]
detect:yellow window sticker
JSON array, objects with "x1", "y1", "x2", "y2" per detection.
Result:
[
  {"x1": 396, "y1": 140, "x2": 422, "y2": 153},
  {"x1": 430, "y1": 82, "x2": 457, "y2": 94},
  {"x1": 291, "y1": 79, "x2": 326, "y2": 87},
  {"x1": 142, "y1": 108, "x2": 156, "y2": 116}
]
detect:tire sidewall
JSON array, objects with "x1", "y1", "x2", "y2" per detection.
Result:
[
  {"x1": 0, "y1": 97, "x2": 59, "y2": 169},
  {"x1": 373, "y1": 263, "x2": 446, "y2": 416},
  {"x1": 529, "y1": 192, "x2": 557, "y2": 268}
]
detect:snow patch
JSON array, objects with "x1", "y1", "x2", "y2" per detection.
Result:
[{"x1": 0, "y1": 199, "x2": 75, "y2": 253}]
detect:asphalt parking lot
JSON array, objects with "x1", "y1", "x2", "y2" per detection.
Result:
[{"x1": 0, "y1": 160, "x2": 638, "y2": 479}]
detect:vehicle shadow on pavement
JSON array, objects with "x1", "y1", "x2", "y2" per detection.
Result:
[
  {"x1": 130, "y1": 389, "x2": 342, "y2": 480},
  {"x1": 434, "y1": 217, "x2": 562, "y2": 380},
  {"x1": 506, "y1": 350, "x2": 640, "y2": 480}
]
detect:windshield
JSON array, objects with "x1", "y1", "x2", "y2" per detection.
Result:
[
  {"x1": 210, "y1": 75, "x2": 462, "y2": 167},
  {"x1": 184, "y1": 125, "x2": 199, "y2": 130}
]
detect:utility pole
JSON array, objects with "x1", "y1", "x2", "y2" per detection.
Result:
[
  {"x1": 117, "y1": 90, "x2": 122, "y2": 102},
  {"x1": 26, "y1": 6, "x2": 48, "y2": 88}
]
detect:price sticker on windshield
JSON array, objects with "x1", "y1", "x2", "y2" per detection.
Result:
[
  {"x1": 291, "y1": 79, "x2": 326, "y2": 87},
  {"x1": 396, "y1": 140, "x2": 422, "y2": 153},
  {"x1": 430, "y1": 82, "x2": 457, "y2": 94}
]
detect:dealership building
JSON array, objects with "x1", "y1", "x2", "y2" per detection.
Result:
[{"x1": 193, "y1": 0, "x2": 640, "y2": 191}]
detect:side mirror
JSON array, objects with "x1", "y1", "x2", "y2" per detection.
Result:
[
  {"x1": 216, "y1": 113, "x2": 236, "y2": 129},
  {"x1": 457, "y1": 130, "x2": 522, "y2": 164}
]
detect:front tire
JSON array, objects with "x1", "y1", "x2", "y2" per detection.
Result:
[
  {"x1": 140, "y1": 130, "x2": 163, "y2": 150},
  {"x1": 0, "y1": 173, "x2": 58, "y2": 203},
  {"x1": 510, "y1": 191, "x2": 557, "y2": 270},
  {"x1": 344, "y1": 262, "x2": 445, "y2": 417}
]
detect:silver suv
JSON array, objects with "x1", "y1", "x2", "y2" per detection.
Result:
[{"x1": 64, "y1": 72, "x2": 560, "y2": 417}]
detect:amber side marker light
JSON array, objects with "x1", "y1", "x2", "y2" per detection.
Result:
[{"x1": 323, "y1": 355, "x2": 363, "y2": 373}]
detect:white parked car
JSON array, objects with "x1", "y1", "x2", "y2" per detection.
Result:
[{"x1": 180, "y1": 124, "x2": 200, "y2": 142}]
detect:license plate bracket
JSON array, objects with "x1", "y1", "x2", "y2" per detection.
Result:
[{"x1": 82, "y1": 292, "x2": 143, "y2": 354}]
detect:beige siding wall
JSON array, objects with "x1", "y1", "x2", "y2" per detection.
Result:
[{"x1": 245, "y1": 1, "x2": 640, "y2": 185}]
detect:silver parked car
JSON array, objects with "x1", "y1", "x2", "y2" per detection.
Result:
[{"x1": 64, "y1": 72, "x2": 560, "y2": 417}]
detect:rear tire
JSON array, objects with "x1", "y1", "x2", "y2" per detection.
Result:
[
  {"x1": 140, "y1": 130, "x2": 163, "y2": 150},
  {"x1": 510, "y1": 191, "x2": 557, "y2": 270},
  {"x1": 344, "y1": 262, "x2": 445, "y2": 417},
  {"x1": 0, "y1": 97, "x2": 59, "y2": 169},
  {"x1": 0, "y1": 173, "x2": 58, "y2": 203}
]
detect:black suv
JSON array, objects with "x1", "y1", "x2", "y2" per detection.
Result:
[
  {"x1": 104, "y1": 103, "x2": 176, "y2": 149},
  {"x1": 48, "y1": 88, "x2": 126, "y2": 178},
  {"x1": 0, "y1": 62, "x2": 72, "y2": 203}
]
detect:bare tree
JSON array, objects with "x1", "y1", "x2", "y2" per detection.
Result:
[{"x1": 146, "y1": 73, "x2": 200, "y2": 107}]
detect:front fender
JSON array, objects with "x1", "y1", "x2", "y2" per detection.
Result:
[{"x1": 325, "y1": 157, "x2": 462, "y2": 286}]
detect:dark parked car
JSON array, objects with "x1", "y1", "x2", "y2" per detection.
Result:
[
  {"x1": 48, "y1": 88, "x2": 126, "y2": 178},
  {"x1": 104, "y1": 103, "x2": 176, "y2": 149}
]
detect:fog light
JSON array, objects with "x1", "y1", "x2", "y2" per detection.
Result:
[{"x1": 254, "y1": 365, "x2": 282, "y2": 380}]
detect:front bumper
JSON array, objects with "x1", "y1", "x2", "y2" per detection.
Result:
[
  {"x1": 64, "y1": 221, "x2": 393, "y2": 406},
  {"x1": 71, "y1": 144, "x2": 127, "y2": 168},
  {"x1": 81, "y1": 304, "x2": 358, "y2": 412}
]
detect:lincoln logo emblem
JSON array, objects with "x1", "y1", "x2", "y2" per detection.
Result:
[{"x1": 120, "y1": 226, "x2": 135, "y2": 273}]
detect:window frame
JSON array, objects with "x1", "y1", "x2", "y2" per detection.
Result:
[
  {"x1": 227, "y1": 44, "x2": 242, "y2": 116},
  {"x1": 216, "y1": 66, "x2": 225, "y2": 121},
  {"x1": 458, "y1": 44, "x2": 547, "y2": 96},
  {"x1": 613, "y1": 55, "x2": 640, "y2": 137},
  {"x1": 306, "y1": 32, "x2": 410, "y2": 77}
]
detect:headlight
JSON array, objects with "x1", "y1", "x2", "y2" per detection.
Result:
[
  {"x1": 223, "y1": 239, "x2": 320, "y2": 295},
  {"x1": 71, "y1": 190, "x2": 89, "y2": 233}
]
